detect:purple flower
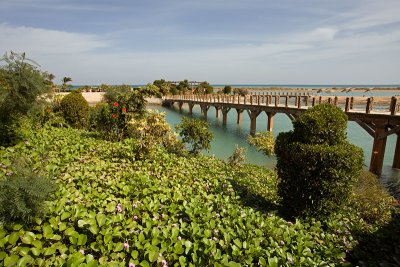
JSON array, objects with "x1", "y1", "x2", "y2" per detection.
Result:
[
  {"x1": 116, "y1": 203, "x2": 122, "y2": 212},
  {"x1": 129, "y1": 263, "x2": 135, "y2": 267},
  {"x1": 178, "y1": 236, "x2": 182, "y2": 241},
  {"x1": 162, "y1": 260, "x2": 167, "y2": 266},
  {"x1": 212, "y1": 237, "x2": 218, "y2": 241},
  {"x1": 172, "y1": 223, "x2": 177, "y2": 227},
  {"x1": 79, "y1": 249, "x2": 85, "y2": 255},
  {"x1": 124, "y1": 242, "x2": 129, "y2": 249},
  {"x1": 215, "y1": 213, "x2": 220, "y2": 218},
  {"x1": 287, "y1": 221, "x2": 293, "y2": 225},
  {"x1": 133, "y1": 215, "x2": 138, "y2": 220},
  {"x1": 280, "y1": 240, "x2": 285, "y2": 246},
  {"x1": 6, "y1": 172, "x2": 13, "y2": 176},
  {"x1": 287, "y1": 256, "x2": 293, "y2": 263}
]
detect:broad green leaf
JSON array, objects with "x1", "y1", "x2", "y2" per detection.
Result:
[
  {"x1": 4, "y1": 255, "x2": 19, "y2": 267},
  {"x1": 8, "y1": 232, "x2": 20, "y2": 245},
  {"x1": 96, "y1": 213, "x2": 107, "y2": 227}
]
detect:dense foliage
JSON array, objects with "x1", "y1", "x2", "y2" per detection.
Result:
[
  {"x1": 227, "y1": 145, "x2": 246, "y2": 166},
  {"x1": 248, "y1": 132, "x2": 275, "y2": 156},
  {"x1": 0, "y1": 161, "x2": 55, "y2": 224},
  {"x1": 176, "y1": 117, "x2": 214, "y2": 154},
  {"x1": 275, "y1": 104, "x2": 364, "y2": 218},
  {"x1": 196, "y1": 81, "x2": 213, "y2": 94},
  {"x1": 0, "y1": 52, "x2": 50, "y2": 145},
  {"x1": 223, "y1": 86, "x2": 232, "y2": 94},
  {"x1": 60, "y1": 91, "x2": 89, "y2": 129},
  {"x1": 126, "y1": 110, "x2": 184, "y2": 158}
]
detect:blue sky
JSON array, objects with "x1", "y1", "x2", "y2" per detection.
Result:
[{"x1": 1, "y1": 0, "x2": 399, "y2": 85}]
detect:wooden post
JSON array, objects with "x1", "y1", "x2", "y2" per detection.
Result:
[
  {"x1": 393, "y1": 134, "x2": 400, "y2": 169},
  {"x1": 390, "y1": 97, "x2": 397, "y2": 115},
  {"x1": 334, "y1": 96, "x2": 338, "y2": 106},
  {"x1": 188, "y1": 103, "x2": 194, "y2": 115},
  {"x1": 222, "y1": 107, "x2": 231, "y2": 125},
  {"x1": 266, "y1": 112, "x2": 275, "y2": 132},
  {"x1": 257, "y1": 95, "x2": 260, "y2": 105},
  {"x1": 248, "y1": 110, "x2": 261, "y2": 135},
  {"x1": 285, "y1": 96, "x2": 289, "y2": 107},
  {"x1": 200, "y1": 104, "x2": 209, "y2": 118},
  {"x1": 297, "y1": 96, "x2": 301, "y2": 108},
  {"x1": 366, "y1": 98, "x2": 372, "y2": 114},
  {"x1": 328, "y1": 97, "x2": 332, "y2": 104},
  {"x1": 275, "y1": 95, "x2": 280, "y2": 107},
  {"x1": 236, "y1": 109, "x2": 243, "y2": 124},
  {"x1": 250, "y1": 95, "x2": 253, "y2": 105},
  {"x1": 350, "y1": 97, "x2": 354, "y2": 109},
  {"x1": 345, "y1": 97, "x2": 350, "y2": 112},
  {"x1": 215, "y1": 106, "x2": 220, "y2": 118},
  {"x1": 319, "y1": 96, "x2": 322, "y2": 104},
  {"x1": 312, "y1": 97, "x2": 316, "y2": 107},
  {"x1": 369, "y1": 127, "x2": 387, "y2": 176}
]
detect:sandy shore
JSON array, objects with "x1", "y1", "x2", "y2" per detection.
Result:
[{"x1": 57, "y1": 92, "x2": 163, "y2": 106}]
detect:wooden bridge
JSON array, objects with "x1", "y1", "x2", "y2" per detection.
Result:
[{"x1": 163, "y1": 93, "x2": 400, "y2": 176}]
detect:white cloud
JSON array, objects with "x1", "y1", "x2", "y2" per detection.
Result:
[{"x1": 0, "y1": 24, "x2": 109, "y2": 55}]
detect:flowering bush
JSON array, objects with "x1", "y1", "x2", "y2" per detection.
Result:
[{"x1": 127, "y1": 110, "x2": 184, "y2": 158}]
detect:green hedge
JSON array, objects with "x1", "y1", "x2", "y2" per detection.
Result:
[
  {"x1": 60, "y1": 91, "x2": 89, "y2": 129},
  {"x1": 275, "y1": 104, "x2": 364, "y2": 218}
]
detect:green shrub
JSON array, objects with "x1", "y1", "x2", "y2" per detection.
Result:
[
  {"x1": 60, "y1": 91, "x2": 89, "y2": 129},
  {"x1": 275, "y1": 104, "x2": 364, "y2": 218},
  {"x1": 176, "y1": 117, "x2": 213, "y2": 154},
  {"x1": 227, "y1": 145, "x2": 246, "y2": 166},
  {"x1": 127, "y1": 110, "x2": 184, "y2": 158},
  {"x1": 248, "y1": 131, "x2": 275, "y2": 156},
  {"x1": 223, "y1": 85, "x2": 232, "y2": 94},
  {"x1": 0, "y1": 162, "x2": 55, "y2": 223},
  {"x1": 0, "y1": 52, "x2": 50, "y2": 146},
  {"x1": 293, "y1": 104, "x2": 347, "y2": 145},
  {"x1": 351, "y1": 171, "x2": 397, "y2": 226}
]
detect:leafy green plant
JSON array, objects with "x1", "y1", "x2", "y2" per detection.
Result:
[
  {"x1": 223, "y1": 85, "x2": 232, "y2": 94},
  {"x1": 227, "y1": 145, "x2": 246, "y2": 166},
  {"x1": 0, "y1": 160, "x2": 55, "y2": 223},
  {"x1": 60, "y1": 91, "x2": 89, "y2": 129},
  {"x1": 275, "y1": 104, "x2": 364, "y2": 218},
  {"x1": 248, "y1": 131, "x2": 275, "y2": 156},
  {"x1": 176, "y1": 117, "x2": 213, "y2": 154},
  {"x1": 0, "y1": 52, "x2": 51, "y2": 145},
  {"x1": 196, "y1": 81, "x2": 213, "y2": 94},
  {"x1": 127, "y1": 110, "x2": 184, "y2": 158},
  {"x1": 351, "y1": 171, "x2": 397, "y2": 226}
]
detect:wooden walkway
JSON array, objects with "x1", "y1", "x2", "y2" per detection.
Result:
[{"x1": 163, "y1": 93, "x2": 400, "y2": 176}]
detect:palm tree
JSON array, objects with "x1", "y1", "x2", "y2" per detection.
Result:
[{"x1": 62, "y1": 77, "x2": 72, "y2": 91}]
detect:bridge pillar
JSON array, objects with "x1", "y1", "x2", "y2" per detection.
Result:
[
  {"x1": 370, "y1": 126, "x2": 387, "y2": 176},
  {"x1": 393, "y1": 133, "x2": 400, "y2": 169},
  {"x1": 266, "y1": 112, "x2": 275, "y2": 132},
  {"x1": 215, "y1": 106, "x2": 220, "y2": 118},
  {"x1": 222, "y1": 106, "x2": 231, "y2": 125},
  {"x1": 200, "y1": 104, "x2": 210, "y2": 118},
  {"x1": 188, "y1": 103, "x2": 194, "y2": 115},
  {"x1": 236, "y1": 109, "x2": 244, "y2": 124},
  {"x1": 247, "y1": 109, "x2": 261, "y2": 135},
  {"x1": 178, "y1": 102, "x2": 183, "y2": 112}
]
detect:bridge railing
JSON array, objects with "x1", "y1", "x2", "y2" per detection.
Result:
[{"x1": 164, "y1": 94, "x2": 400, "y2": 115}]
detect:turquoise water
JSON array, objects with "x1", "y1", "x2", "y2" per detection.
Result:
[{"x1": 150, "y1": 103, "x2": 400, "y2": 197}]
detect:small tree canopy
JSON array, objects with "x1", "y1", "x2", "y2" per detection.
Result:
[{"x1": 176, "y1": 117, "x2": 213, "y2": 154}]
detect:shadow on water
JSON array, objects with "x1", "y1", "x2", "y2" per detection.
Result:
[{"x1": 347, "y1": 213, "x2": 400, "y2": 266}]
